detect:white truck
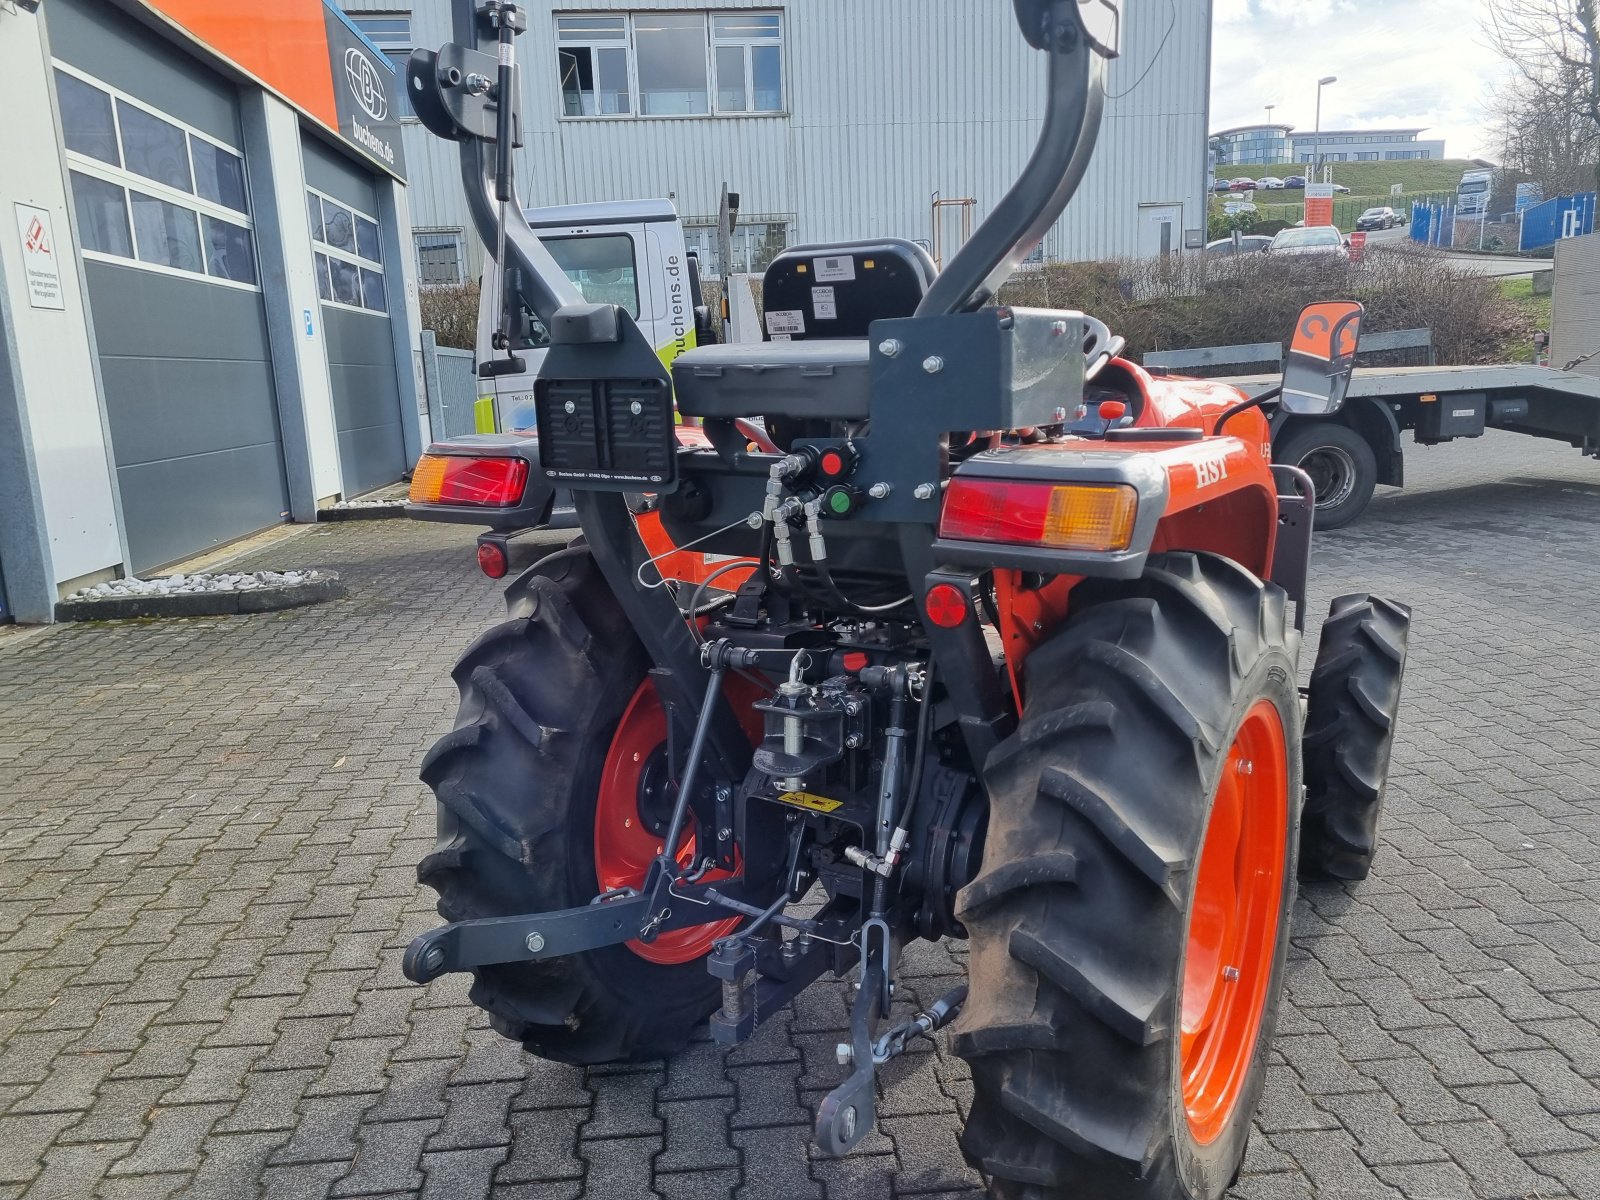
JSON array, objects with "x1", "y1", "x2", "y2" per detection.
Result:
[
  {"x1": 1457, "y1": 168, "x2": 1494, "y2": 217},
  {"x1": 407, "y1": 198, "x2": 716, "y2": 571}
]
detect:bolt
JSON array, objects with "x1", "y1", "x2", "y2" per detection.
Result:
[
  {"x1": 1053, "y1": 406, "x2": 1068, "y2": 422},
  {"x1": 1236, "y1": 758, "x2": 1254, "y2": 775},
  {"x1": 563, "y1": 400, "x2": 576, "y2": 414},
  {"x1": 877, "y1": 338, "x2": 903, "y2": 358},
  {"x1": 913, "y1": 482, "x2": 936, "y2": 500},
  {"x1": 867, "y1": 482, "x2": 892, "y2": 499},
  {"x1": 525, "y1": 932, "x2": 545, "y2": 954},
  {"x1": 840, "y1": 1105, "x2": 858, "y2": 1143},
  {"x1": 625, "y1": 817, "x2": 632, "y2": 828},
  {"x1": 922, "y1": 355, "x2": 944, "y2": 374},
  {"x1": 836, "y1": 1042, "x2": 854, "y2": 1065},
  {"x1": 1223, "y1": 965, "x2": 1241, "y2": 982},
  {"x1": 629, "y1": 400, "x2": 643, "y2": 415},
  {"x1": 464, "y1": 72, "x2": 493, "y2": 95},
  {"x1": 845, "y1": 733, "x2": 863, "y2": 748},
  {"x1": 1051, "y1": 319, "x2": 1069, "y2": 336},
  {"x1": 421, "y1": 945, "x2": 445, "y2": 973},
  {"x1": 718, "y1": 827, "x2": 732, "y2": 841}
]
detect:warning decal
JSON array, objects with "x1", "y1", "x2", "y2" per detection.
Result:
[
  {"x1": 766, "y1": 309, "x2": 805, "y2": 336},
  {"x1": 777, "y1": 790, "x2": 844, "y2": 814}
]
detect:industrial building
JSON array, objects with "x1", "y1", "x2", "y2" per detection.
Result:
[
  {"x1": 339, "y1": 0, "x2": 1214, "y2": 280},
  {"x1": 1212, "y1": 123, "x2": 1445, "y2": 168},
  {"x1": 1, "y1": 0, "x2": 424, "y2": 623}
]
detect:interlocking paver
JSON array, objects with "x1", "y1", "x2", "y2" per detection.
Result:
[{"x1": 1, "y1": 434, "x2": 1599, "y2": 1198}]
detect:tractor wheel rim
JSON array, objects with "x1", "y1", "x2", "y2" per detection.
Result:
[
  {"x1": 1300, "y1": 446, "x2": 1357, "y2": 509},
  {"x1": 1180, "y1": 699, "x2": 1289, "y2": 1145},
  {"x1": 595, "y1": 679, "x2": 742, "y2": 965}
]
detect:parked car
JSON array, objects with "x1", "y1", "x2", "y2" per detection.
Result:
[
  {"x1": 1222, "y1": 201, "x2": 1258, "y2": 216},
  {"x1": 1205, "y1": 234, "x2": 1273, "y2": 255},
  {"x1": 1357, "y1": 206, "x2": 1402, "y2": 231},
  {"x1": 1212, "y1": 177, "x2": 1233, "y2": 192},
  {"x1": 1229, "y1": 178, "x2": 1257, "y2": 192},
  {"x1": 1282, "y1": 175, "x2": 1307, "y2": 189},
  {"x1": 1267, "y1": 225, "x2": 1350, "y2": 258},
  {"x1": 1332, "y1": 183, "x2": 1352, "y2": 194},
  {"x1": 1257, "y1": 176, "x2": 1286, "y2": 189}
]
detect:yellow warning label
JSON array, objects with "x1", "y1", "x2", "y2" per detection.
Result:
[{"x1": 777, "y1": 790, "x2": 844, "y2": 814}]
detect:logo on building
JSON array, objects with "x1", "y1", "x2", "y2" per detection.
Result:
[{"x1": 344, "y1": 46, "x2": 389, "y2": 122}]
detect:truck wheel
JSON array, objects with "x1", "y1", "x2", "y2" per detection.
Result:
[
  {"x1": 953, "y1": 552, "x2": 1301, "y2": 1200},
  {"x1": 1275, "y1": 422, "x2": 1376, "y2": 530},
  {"x1": 1298, "y1": 594, "x2": 1411, "y2": 881},
  {"x1": 417, "y1": 547, "x2": 743, "y2": 1064}
]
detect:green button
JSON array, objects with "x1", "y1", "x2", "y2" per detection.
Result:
[{"x1": 829, "y1": 492, "x2": 851, "y2": 513}]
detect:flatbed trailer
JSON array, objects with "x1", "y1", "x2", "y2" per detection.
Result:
[{"x1": 1221, "y1": 364, "x2": 1600, "y2": 527}]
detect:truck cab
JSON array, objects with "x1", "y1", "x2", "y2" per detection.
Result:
[
  {"x1": 474, "y1": 198, "x2": 702, "y2": 433},
  {"x1": 408, "y1": 198, "x2": 712, "y2": 569}
]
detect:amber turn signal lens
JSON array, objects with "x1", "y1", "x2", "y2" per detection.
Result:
[
  {"x1": 409, "y1": 455, "x2": 449, "y2": 504},
  {"x1": 1041, "y1": 485, "x2": 1138, "y2": 552}
]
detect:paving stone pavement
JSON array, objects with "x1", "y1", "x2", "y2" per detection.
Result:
[{"x1": 2, "y1": 429, "x2": 1600, "y2": 1200}]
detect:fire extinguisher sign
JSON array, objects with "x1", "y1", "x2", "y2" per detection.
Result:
[{"x1": 14, "y1": 204, "x2": 66, "y2": 311}]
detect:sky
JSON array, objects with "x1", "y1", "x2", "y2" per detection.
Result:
[{"x1": 1209, "y1": 0, "x2": 1511, "y2": 160}]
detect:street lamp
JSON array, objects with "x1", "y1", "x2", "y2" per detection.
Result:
[{"x1": 1312, "y1": 76, "x2": 1337, "y2": 182}]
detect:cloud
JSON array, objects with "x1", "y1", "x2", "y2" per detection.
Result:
[{"x1": 1211, "y1": 0, "x2": 1511, "y2": 159}]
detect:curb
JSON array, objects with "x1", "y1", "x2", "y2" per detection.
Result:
[
  {"x1": 55, "y1": 572, "x2": 345, "y2": 622},
  {"x1": 317, "y1": 503, "x2": 410, "y2": 522}
]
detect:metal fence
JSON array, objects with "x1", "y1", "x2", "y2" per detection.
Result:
[
  {"x1": 1519, "y1": 193, "x2": 1597, "y2": 253},
  {"x1": 419, "y1": 330, "x2": 481, "y2": 440}
]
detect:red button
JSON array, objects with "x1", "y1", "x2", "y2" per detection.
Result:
[{"x1": 821, "y1": 451, "x2": 844, "y2": 476}]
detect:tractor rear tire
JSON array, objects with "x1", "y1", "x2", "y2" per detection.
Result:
[
  {"x1": 1298, "y1": 594, "x2": 1411, "y2": 881},
  {"x1": 953, "y1": 552, "x2": 1302, "y2": 1200},
  {"x1": 417, "y1": 546, "x2": 723, "y2": 1064}
]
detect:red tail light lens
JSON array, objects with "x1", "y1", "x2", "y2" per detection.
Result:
[
  {"x1": 410, "y1": 455, "x2": 528, "y2": 507},
  {"x1": 940, "y1": 479, "x2": 1137, "y2": 552}
]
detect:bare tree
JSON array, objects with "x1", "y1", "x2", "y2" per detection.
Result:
[
  {"x1": 1491, "y1": 67, "x2": 1600, "y2": 196},
  {"x1": 1485, "y1": 0, "x2": 1600, "y2": 189}
]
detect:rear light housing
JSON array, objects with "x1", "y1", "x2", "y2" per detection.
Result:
[
  {"x1": 940, "y1": 479, "x2": 1138, "y2": 553},
  {"x1": 410, "y1": 454, "x2": 529, "y2": 507}
]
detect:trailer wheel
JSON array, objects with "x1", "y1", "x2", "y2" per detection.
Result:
[
  {"x1": 1299, "y1": 594, "x2": 1411, "y2": 881},
  {"x1": 1275, "y1": 422, "x2": 1376, "y2": 530},
  {"x1": 953, "y1": 552, "x2": 1301, "y2": 1200},
  {"x1": 417, "y1": 547, "x2": 749, "y2": 1064}
]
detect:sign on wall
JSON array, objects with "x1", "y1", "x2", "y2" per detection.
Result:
[
  {"x1": 14, "y1": 204, "x2": 65, "y2": 310},
  {"x1": 323, "y1": 10, "x2": 406, "y2": 174},
  {"x1": 1304, "y1": 182, "x2": 1335, "y2": 228}
]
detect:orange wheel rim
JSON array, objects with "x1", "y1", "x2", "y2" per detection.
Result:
[
  {"x1": 1180, "y1": 699, "x2": 1289, "y2": 1144},
  {"x1": 594, "y1": 679, "x2": 748, "y2": 965}
]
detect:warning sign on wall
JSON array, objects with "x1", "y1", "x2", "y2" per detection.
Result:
[
  {"x1": 1303, "y1": 183, "x2": 1336, "y2": 229},
  {"x1": 14, "y1": 204, "x2": 65, "y2": 311}
]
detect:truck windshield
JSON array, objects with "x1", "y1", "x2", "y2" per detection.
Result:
[
  {"x1": 545, "y1": 234, "x2": 640, "y2": 316},
  {"x1": 1460, "y1": 181, "x2": 1488, "y2": 194}
]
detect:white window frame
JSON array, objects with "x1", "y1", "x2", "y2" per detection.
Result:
[
  {"x1": 414, "y1": 228, "x2": 467, "y2": 286},
  {"x1": 554, "y1": 9, "x2": 786, "y2": 121},
  {"x1": 54, "y1": 60, "x2": 260, "y2": 293},
  {"x1": 307, "y1": 185, "x2": 388, "y2": 316},
  {"x1": 556, "y1": 14, "x2": 634, "y2": 118},
  {"x1": 710, "y1": 12, "x2": 784, "y2": 114}
]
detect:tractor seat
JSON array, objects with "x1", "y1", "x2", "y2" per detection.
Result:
[{"x1": 759, "y1": 239, "x2": 936, "y2": 341}]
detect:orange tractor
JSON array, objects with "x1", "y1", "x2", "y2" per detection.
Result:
[{"x1": 401, "y1": 3, "x2": 1410, "y2": 1196}]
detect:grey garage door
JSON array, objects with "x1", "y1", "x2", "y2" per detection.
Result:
[
  {"x1": 50, "y1": 0, "x2": 289, "y2": 573},
  {"x1": 303, "y1": 137, "x2": 404, "y2": 498}
]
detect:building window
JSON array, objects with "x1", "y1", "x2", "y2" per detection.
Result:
[
  {"x1": 682, "y1": 218, "x2": 790, "y2": 276},
  {"x1": 415, "y1": 229, "x2": 466, "y2": 285},
  {"x1": 1356, "y1": 152, "x2": 1379, "y2": 161},
  {"x1": 351, "y1": 13, "x2": 413, "y2": 118},
  {"x1": 308, "y1": 188, "x2": 387, "y2": 313},
  {"x1": 54, "y1": 64, "x2": 258, "y2": 289},
  {"x1": 555, "y1": 10, "x2": 784, "y2": 119},
  {"x1": 712, "y1": 13, "x2": 782, "y2": 112}
]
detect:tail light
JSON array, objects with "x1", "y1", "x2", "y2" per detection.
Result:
[
  {"x1": 940, "y1": 479, "x2": 1137, "y2": 553},
  {"x1": 410, "y1": 455, "x2": 529, "y2": 507}
]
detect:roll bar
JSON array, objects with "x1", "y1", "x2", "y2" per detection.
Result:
[
  {"x1": 917, "y1": 1, "x2": 1120, "y2": 316},
  {"x1": 412, "y1": 0, "x2": 1121, "y2": 337}
]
